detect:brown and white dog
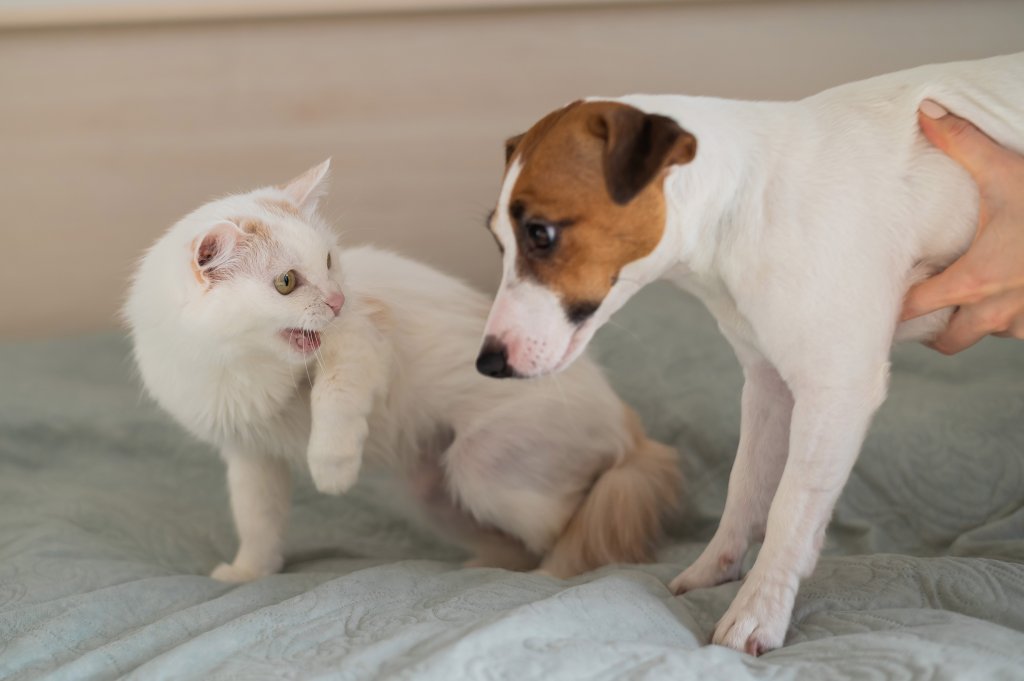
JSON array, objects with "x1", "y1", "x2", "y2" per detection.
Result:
[{"x1": 475, "y1": 52, "x2": 1024, "y2": 654}]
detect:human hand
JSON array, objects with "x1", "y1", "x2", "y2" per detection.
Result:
[{"x1": 901, "y1": 100, "x2": 1024, "y2": 354}]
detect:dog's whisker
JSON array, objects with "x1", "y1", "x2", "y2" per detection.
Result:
[
  {"x1": 606, "y1": 318, "x2": 646, "y2": 349},
  {"x1": 548, "y1": 371, "x2": 569, "y2": 407}
]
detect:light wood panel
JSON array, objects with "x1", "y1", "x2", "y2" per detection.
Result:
[
  {"x1": 1, "y1": 0, "x2": 1022, "y2": 338},
  {"x1": 0, "y1": 0, "x2": 691, "y2": 29}
]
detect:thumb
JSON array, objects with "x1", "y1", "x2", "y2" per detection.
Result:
[
  {"x1": 901, "y1": 261, "x2": 975, "y2": 321},
  {"x1": 918, "y1": 100, "x2": 1004, "y2": 185}
]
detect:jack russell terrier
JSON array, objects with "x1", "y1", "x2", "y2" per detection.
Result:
[{"x1": 474, "y1": 52, "x2": 1024, "y2": 654}]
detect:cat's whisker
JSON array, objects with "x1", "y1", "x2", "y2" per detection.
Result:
[
  {"x1": 313, "y1": 342, "x2": 327, "y2": 375},
  {"x1": 301, "y1": 342, "x2": 315, "y2": 389},
  {"x1": 314, "y1": 319, "x2": 330, "y2": 374}
]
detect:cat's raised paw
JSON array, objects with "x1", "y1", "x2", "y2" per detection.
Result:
[{"x1": 309, "y1": 455, "x2": 362, "y2": 495}]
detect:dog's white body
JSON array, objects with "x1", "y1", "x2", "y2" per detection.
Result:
[{"x1": 485, "y1": 53, "x2": 1024, "y2": 652}]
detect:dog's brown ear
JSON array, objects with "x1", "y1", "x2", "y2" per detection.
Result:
[
  {"x1": 589, "y1": 105, "x2": 696, "y2": 205},
  {"x1": 504, "y1": 133, "x2": 525, "y2": 164}
]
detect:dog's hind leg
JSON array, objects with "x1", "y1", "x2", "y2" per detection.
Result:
[{"x1": 670, "y1": 359, "x2": 792, "y2": 594}]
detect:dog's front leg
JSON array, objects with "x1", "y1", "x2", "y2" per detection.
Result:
[
  {"x1": 211, "y1": 446, "x2": 292, "y2": 582},
  {"x1": 671, "y1": 361, "x2": 792, "y2": 594},
  {"x1": 711, "y1": 369, "x2": 888, "y2": 654}
]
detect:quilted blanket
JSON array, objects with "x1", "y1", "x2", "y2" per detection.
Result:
[{"x1": 2, "y1": 282, "x2": 1023, "y2": 680}]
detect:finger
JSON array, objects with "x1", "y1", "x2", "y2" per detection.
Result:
[
  {"x1": 1003, "y1": 302, "x2": 1024, "y2": 340},
  {"x1": 901, "y1": 262, "x2": 976, "y2": 320},
  {"x1": 929, "y1": 304, "x2": 997, "y2": 355},
  {"x1": 918, "y1": 100, "x2": 1006, "y2": 185}
]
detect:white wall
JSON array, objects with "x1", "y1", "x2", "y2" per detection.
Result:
[{"x1": 1, "y1": 0, "x2": 1022, "y2": 338}]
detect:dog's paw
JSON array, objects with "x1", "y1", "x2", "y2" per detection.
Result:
[
  {"x1": 309, "y1": 454, "x2": 362, "y2": 495},
  {"x1": 670, "y1": 546, "x2": 743, "y2": 594},
  {"x1": 210, "y1": 557, "x2": 281, "y2": 583},
  {"x1": 711, "y1": 570, "x2": 796, "y2": 655}
]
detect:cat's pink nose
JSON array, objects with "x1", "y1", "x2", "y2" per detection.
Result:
[{"x1": 325, "y1": 291, "x2": 345, "y2": 316}]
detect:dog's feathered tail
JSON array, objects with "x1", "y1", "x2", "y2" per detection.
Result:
[{"x1": 540, "y1": 407, "x2": 681, "y2": 578}]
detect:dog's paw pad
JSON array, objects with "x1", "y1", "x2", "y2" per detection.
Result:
[
  {"x1": 713, "y1": 617, "x2": 781, "y2": 657},
  {"x1": 670, "y1": 568, "x2": 708, "y2": 595},
  {"x1": 670, "y1": 554, "x2": 740, "y2": 594},
  {"x1": 711, "y1": 574, "x2": 792, "y2": 654},
  {"x1": 745, "y1": 634, "x2": 770, "y2": 657}
]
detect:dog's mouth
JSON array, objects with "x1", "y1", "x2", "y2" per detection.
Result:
[
  {"x1": 551, "y1": 322, "x2": 596, "y2": 374},
  {"x1": 510, "y1": 323, "x2": 597, "y2": 378},
  {"x1": 281, "y1": 328, "x2": 322, "y2": 354}
]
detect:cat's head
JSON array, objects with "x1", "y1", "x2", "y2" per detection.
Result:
[{"x1": 132, "y1": 160, "x2": 345, "y2": 364}]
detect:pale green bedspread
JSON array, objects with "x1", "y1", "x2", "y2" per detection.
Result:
[{"x1": 2, "y1": 283, "x2": 1023, "y2": 680}]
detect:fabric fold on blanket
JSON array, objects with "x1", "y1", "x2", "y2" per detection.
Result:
[{"x1": 1, "y1": 283, "x2": 1022, "y2": 680}]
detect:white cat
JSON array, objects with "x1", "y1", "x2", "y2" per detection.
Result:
[{"x1": 124, "y1": 161, "x2": 681, "y2": 582}]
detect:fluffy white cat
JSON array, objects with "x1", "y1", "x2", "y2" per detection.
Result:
[{"x1": 124, "y1": 161, "x2": 681, "y2": 582}]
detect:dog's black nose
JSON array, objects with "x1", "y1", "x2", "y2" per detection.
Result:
[{"x1": 476, "y1": 336, "x2": 513, "y2": 378}]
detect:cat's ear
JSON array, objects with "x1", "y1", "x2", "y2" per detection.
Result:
[
  {"x1": 194, "y1": 220, "x2": 243, "y2": 281},
  {"x1": 279, "y1": 159, "x2": 331, "y2": 216}
]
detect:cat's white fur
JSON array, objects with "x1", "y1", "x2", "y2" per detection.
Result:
[{"x1": 125, "y1": 162, "x2": 680, "y2": 581}]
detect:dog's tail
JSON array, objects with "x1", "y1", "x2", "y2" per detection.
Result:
[{"x1": 541, "y1": 406, "x2": 681, "y2": 578}]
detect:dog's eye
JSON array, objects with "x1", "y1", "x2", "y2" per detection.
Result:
[
  {"x1": 327, "y1": 252, "x2": 332, "y2": 269},
  {"x1": 526, "y1": 221, "x2": 557, "y2": 253}
]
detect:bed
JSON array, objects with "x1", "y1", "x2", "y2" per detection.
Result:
[{"x1": 2, "y1": 282, "x2": 1023, "y2": 680}]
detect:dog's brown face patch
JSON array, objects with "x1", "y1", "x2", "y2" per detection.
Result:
[{"x1": 498, "y1": 101, "x2": 696, "y2": 321}]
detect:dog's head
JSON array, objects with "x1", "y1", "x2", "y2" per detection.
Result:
[{"x1": 477, "y1": 100, "x2": 697, "y2": 378}]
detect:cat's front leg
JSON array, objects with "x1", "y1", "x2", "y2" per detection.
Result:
[
  {"x1": 307, "y1": 411, "x2": 369, "y2": 495},
  {"x1": 307, "y1": 316, "x2": 390, "y2": 495},
  {"x1": 211, "y1": 445, "x2": 291, "y2": 582}
]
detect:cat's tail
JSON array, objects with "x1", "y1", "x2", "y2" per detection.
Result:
[{"x1": 540, "y1": 406, "x2": 682, "y2": 578}]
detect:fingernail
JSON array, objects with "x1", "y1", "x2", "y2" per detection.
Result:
[{"x1": 919, "y1": 99, "x2": 948, "y2": 119}]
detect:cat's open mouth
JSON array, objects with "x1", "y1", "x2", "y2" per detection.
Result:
[{"x1": 281, "y1": 328, "x2": 322, "y2": 354}]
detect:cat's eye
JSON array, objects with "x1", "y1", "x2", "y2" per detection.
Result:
[
  {"x1": 274, "y1": 270, "x2": 297, "y2": 295},
  {"x1": 327, "y1": 252, "x2": 332, "y2": 269}
]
